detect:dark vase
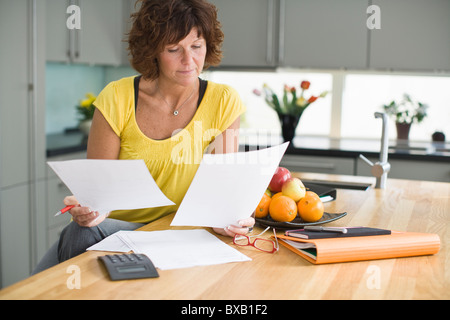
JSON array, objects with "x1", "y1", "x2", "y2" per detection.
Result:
[
  {"x1": 278, "y1": 114, "x2": 300, "y2": 142},
  {"x1": 396, "y1": 122, "x2": 411, "y2": 140}
]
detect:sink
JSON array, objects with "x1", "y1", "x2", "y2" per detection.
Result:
[{"x1": 301, "y1": 179, "x2": 372, "y2": 191}]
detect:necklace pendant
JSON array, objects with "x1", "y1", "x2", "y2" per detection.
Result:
[{"x1": 173, "y1": 110, "x2": 179, "y2": 116}]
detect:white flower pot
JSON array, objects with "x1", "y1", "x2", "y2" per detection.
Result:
[{"x1": 79, "y1": 119, "x2": 92, "y2": 136}]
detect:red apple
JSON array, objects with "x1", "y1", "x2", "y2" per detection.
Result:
[
  {"x1": 268, "y1": 167, "x2": 291, "y2": 193},
  {"x1": 282, "y1": 177, "x2": 306, "y2": 202}
]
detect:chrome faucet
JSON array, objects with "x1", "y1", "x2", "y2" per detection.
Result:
[{"x1": 359, "y1": 112, "x2": 391, "y2": 189}]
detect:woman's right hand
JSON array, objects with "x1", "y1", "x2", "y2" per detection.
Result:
[{"x1": 63, "y1": 195, "x2": 107, "y2": 227}]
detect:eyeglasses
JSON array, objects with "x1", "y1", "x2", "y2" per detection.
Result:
[{"x1": 233, "y1": 227, "x2": 279, "y2": 253}]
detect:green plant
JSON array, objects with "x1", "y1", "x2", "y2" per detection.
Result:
[
  {"x1": 382, "y1": 93, "x2": 428, "y2": 124},
  {"x1": 76, "y1": 93, "x2": 96, "y2": 121}
]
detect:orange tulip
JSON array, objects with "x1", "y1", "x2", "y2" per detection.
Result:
[
  {"x1": 300, "y1": 81, "x2": 310, "y2": 90},
  {"x1": 308, "y1": 96, "x2": 318, "y2": 103}
]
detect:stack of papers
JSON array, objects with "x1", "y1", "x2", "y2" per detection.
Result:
[{"x1": 87, "y1": 229, "x2": 251, "y2": 270}]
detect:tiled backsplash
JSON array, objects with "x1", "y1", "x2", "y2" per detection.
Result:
[{"x1": 45, "y1": 62, "x2": 136, "y2": 134}]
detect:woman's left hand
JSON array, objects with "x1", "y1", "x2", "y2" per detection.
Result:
[{"x1": 213, "y1": 216, "x2": 255, "y2": 237}]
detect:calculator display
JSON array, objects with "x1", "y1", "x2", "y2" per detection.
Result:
[{"x1": 116, "y1": 265, "x2": 147, "y2": 274}]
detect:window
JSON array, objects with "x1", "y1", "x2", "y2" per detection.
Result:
[
  {"x1": 341, "y1": 74, "x2": 450, "y2": 141},
  {"x1": 206, "y1": 70, "x2": 332, "y2": 140}
]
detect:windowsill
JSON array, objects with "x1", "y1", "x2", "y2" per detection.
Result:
[{"x1": 240, "y1": 133, "x2": 450, "y2": 162}]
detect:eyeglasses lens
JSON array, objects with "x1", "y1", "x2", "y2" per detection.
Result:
[
  {"x1": 253, "y1": 239, "x2": 275, "y2": 252},
  {"x1": 234, "y1": 235, "x2": 250, "y2": 246}
]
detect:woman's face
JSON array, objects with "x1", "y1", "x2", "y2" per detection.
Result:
[{"x1": 157, "y1": 28, "x2": 207, "y2": 87}]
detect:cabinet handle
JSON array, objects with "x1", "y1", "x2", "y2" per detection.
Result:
[
  {"x1": 266, "y1": 0, "x2": 274, "y2": 64},
  {"x1": 278, "y1": 0, "x2": 285, "y2": 64},
  {"x1": 74, "y1": 0, "x2": 80, "y2": 60}
]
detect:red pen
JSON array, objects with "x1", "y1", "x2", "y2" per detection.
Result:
[{"x1": 54, "y1": 205, "x2": 75, "y2": 217}]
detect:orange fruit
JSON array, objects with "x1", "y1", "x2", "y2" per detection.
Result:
[
  {"x1": 269, "y1": 195, "x2": 297, "y2": 222},
  {"x1": 271, "y1": 192, "x2": 283, "y2": 201},
  {"x1": 297, "y1": 191, "x2": 324, "y2": 222},
  {"x1": 255, "y1": 193, "x2": 271, "y2": 218}
]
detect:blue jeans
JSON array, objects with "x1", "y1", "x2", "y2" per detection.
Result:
[{"x1": 32, "y1": 218, "x2": 144, "y2": 275}]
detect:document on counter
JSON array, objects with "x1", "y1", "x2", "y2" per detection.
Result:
[
  {"x1": 87, "y1": 229, "x2": 251, "y2": 270},
  {"x1": 47, "y1": 159, "x2": 174, "y2": 216},
  {"x1": 170, "y1": 142, "x2": 289, "y2": 228}
]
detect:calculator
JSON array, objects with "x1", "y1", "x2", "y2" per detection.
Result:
[{"x1": 98, "y1": 253, "x2": 159, "y2": 281}]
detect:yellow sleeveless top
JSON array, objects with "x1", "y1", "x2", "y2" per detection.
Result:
[{"x1": 93, "y1": 76, "x2": 246, "y2": 224}]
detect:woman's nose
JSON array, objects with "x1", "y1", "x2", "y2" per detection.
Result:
[{"x1": 181, "y1": 49, "x2": 193, "y2": 64}]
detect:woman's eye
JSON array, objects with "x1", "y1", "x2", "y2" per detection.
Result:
[{"x1": 167, "y1": 48, "x2": 178, "y2": 53}]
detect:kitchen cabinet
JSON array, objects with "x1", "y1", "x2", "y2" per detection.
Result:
[
  {"x1": 46, "y1": 0, "x2": 124, "y2": 66},
  {"x1": 212, "y1": 0, "x2": 449, "y2": 72},
  {"x1": 280, "y1": 154, "x2": 355, "y2": 175},
  {"x1": 356, "y1": 156, "x2": 450, "y2": 183},
  {"x1": 281, "y1": 0, "x2": 368, "y2": 69},
  {"x1": 211, "y1": 0, "x2": 369, "y2": 69},
  {"x1": 0, "y1": 0, "x2": 47, "y2": 288},
  {"x1": 370, "y1": 0, "x2": 450, "y2": 71},
  {"x1": 209, "y1": 0, "x2": 278, "y2": 67},
  {"x1": 0, "y1": 185, "x2": 32, "y2": 288}
]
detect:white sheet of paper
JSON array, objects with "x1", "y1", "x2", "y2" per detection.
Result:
[
  {"x1": 170, "y1": 142, "x2": 289, "y2": 228},
  {"x1": 87, "y1": 229, "x2": 251, "y2": 270},
  {"x1": 86, "y1": 230, "x2": 131, "y2": 253},
  {"x1": 47, "y1": 159, "x2": 174, "y2": 216},
  {"x1": 120, "y1": 229, "x2": 251, "y2": 270}
]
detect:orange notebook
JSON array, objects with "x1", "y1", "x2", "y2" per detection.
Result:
[{"x1": 274, "y1": 231, "x2": 440, "y2": 264}]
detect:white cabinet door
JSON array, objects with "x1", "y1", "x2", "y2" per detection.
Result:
[
  {"x1": 46, "y1": 0, "x2": 71, "y2": 63},
  {"x1": 0, "y1": 185, "x2": 31, "y2": 287},
  {"x1": 357, "y1": 157, "x2": 450, "y2": 182},
  {"x1": 46, "y1": 0, "x2": 124, "y2": 66},
  {"x1": 76, "y1": 0, "x2": 123, "y2": 66},
  {"x1": 210, "y1": 0, "x2": 278, "y2": 67},
  {"x1": 0, "y1": 0, "x2": 32, "y2": 188},
  {"x1": 370, "y1": 0, "x2": 450, "y2": 71},
  {"x1": 282, "y1": 0, "x2": 369, "y2": 69}
]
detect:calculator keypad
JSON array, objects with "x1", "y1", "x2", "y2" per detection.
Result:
[{"x1": 98, "y1": 253, "x2": 159, "y2": 281}]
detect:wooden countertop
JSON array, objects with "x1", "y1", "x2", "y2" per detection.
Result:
[{"x1": 1, "y1": 173, "x2": 449, "y2": 300}]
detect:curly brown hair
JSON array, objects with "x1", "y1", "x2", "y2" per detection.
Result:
[{"x1": 127, "y1": 0, "x2": 224, "y2": 80}]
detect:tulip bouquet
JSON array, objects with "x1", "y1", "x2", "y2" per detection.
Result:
[
  {"x1": 76, "y1": 92, "x2": 96, "y2": 121},
  {"x1": 254, "y1": 81, "x2": 328, "y2": 118}
]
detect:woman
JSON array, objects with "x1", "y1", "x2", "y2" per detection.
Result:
[{"x1": 33, "y1": 0, "x2": 253, "y2": 274}]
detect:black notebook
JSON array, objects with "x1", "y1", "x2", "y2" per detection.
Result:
[
  {"x1": 303, "y1": 182, "x2": 337, "y2": 202},
  {"x1": 285, "y1": 227, "x2": 391, "y2": 239}
]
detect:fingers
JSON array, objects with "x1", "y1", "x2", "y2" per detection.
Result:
[
  {"x1": 213, "y1": 215, "x2": 256, "y2": 238},
  {"x1": 226, "y1": 225, "x2": 249, "y2": 236},
  {"x1": 238, "y1": 217, "x2": 255, "y2": 228},
  {"x1": 70, "y1": 206, "x2": 98, "y2": 226},
  {"x1": 63, "y1": 195, "x2": 79, "y2": 206},
  {"x1": 63, "y1": 195, "x2": 105, "y2": 227},
  {"x1": 213, "y1": 223, "x2": 255, "y2": 238},
  {"x1": 213, "y1": 227, "x2": 234, "y2": 237}
]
